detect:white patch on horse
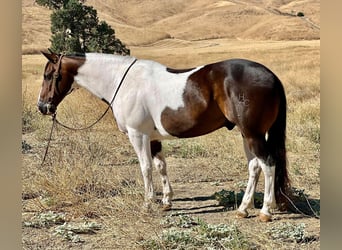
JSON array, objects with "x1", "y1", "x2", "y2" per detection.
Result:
[
  {"x1": 74, "y1": 53, "x2": 135, "y2": 102},
  {"x1": 144, "y1": 63, "x2": 203, "y2": 139},
  {"x1": 74, "y1": 54, "x2": 203, "y2": 139}
]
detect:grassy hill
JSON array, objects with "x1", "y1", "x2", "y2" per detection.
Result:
[{"x1": 22, "y1": 0, "x2": 320, "y2": 53}]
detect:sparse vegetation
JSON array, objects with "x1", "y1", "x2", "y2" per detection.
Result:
[
  {"x1": 54, "y1": 221, "x2": 102, "y2": 243},
  {"x1": 142, "y1": 215, "x2": 252, "y2": 249},
  {"x1": 22, "y1": 87, "x2": 41, "y2": 133},
  {"x1": 23, "y1": 211, "x2": 66, "y2": 228},
  {"x1": 165, "y1": 140, "x2": 211, "y2": 159},
  {"x1": 23, "y1": 211, "x2": 102, "y2": 243},
  {"x1": 213, "y1": 189, "x2": 264, "y2": 209},
  {"x1": 267, "y1": 222, "x2": 307, "y2": 243}
]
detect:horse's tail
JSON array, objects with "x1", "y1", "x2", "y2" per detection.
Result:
[{"x1": 267, "y1": 79, "x2": 291, "y2": 208}]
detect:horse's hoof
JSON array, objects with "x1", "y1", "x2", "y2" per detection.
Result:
[
  {"x1": 142, "y1": 202, "x2": 153, "y2": 213},
  {"x1": 236, "y1": 210, "x2": 248, "y2": 218},
  {"x1": 161, "y1": 204, "x2": 172, "y2": 211},
  {"x1": 259, "y1": 213, "x2": 272, "y2": 222}
]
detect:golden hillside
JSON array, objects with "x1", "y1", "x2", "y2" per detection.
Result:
[{"x1": 22, "y1": 0, "x2": 319, "y2": 53}]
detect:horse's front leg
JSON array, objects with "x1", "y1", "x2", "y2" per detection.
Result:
[{"x1": 127, "y1": 128, "x2": 154, "y2": 208}]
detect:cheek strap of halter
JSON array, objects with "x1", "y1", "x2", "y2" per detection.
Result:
[{"x1": 51, "y1": 54, "x2": 64, "y2": 95}]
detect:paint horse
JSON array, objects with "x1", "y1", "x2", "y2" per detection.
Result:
[{"x1": 38, "y1": 51, "x2": 290, "y2": 222}]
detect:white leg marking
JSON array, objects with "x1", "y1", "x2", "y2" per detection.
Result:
[
  {"x1": 243, "y1": 138, "x2": 262, "y2": 207},
  {"x1": 127, "y1": 128, "x2": 154, "y2": 205},
  {"x1": 237, "y1": 138, "x2": 261, "y2": 217},
  {"x1": 238, "y1": 158, "x2": 261, "y2": 216},
  {"x1": 259, "y1": 160, "x2": 276, "y2": 217},
  {"x1": 153, "y1": 152, "x2": 173, "y2": 207}
]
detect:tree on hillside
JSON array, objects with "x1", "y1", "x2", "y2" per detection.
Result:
[
  {"x1": 35, "y1": 0, "x2": 130, "y2": 55},
  {"x1": 36, "y1": 0, "x2": 86, "y2": 9}
]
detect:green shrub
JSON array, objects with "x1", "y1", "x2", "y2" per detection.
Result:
[{"x1": 142, "y1": 215, "x2": 252, "y2": 249}]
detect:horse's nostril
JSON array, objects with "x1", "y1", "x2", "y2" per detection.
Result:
[
  {"x1": 37, "y1": 101, "x2": 56, "y2": 115},
  {"x1": 38, "y1": 102, "x2": 47, "y2": 115},
  {"x1": 48, "y1": 104, "x2": 56, "y2": 114}
]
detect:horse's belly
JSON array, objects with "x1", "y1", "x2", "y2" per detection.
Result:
[{"x1": 157, "y1": 100, "x2": 227, "y2": 138}]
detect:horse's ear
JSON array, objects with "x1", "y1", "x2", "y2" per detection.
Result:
[{"x1": 41, "y1": 50, "x2": 59, "y2": 64}]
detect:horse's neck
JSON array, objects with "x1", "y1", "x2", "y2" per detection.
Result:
[{"x1": 74, "y1": 53, "x2": 134, "y2": 102}]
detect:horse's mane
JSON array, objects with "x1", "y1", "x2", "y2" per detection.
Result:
[{"x1": 65, "y1": 52, "x2": 86, "y2": 58}]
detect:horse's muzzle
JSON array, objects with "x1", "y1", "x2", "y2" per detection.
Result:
[{"x1": 38, "y1": 101, "x2": 56, "y2": 115}]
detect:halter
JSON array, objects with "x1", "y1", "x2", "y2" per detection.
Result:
[{"x1": 51, "y1": 54, "x2": 64, "y2": 96}]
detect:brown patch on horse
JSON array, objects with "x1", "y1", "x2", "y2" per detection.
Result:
[
  {"x1": 53, "y1": 56, "x2": 85, "y2": 102},
  {"x1": 150, "y1": 140, "x2": 162, "y2": 157},
  {"x1": 161, "y1": 63, "x2": 234, "y2": 138},
  {"x1": 160, "y1": 59, "x2": 281, "y2": 139},
  {"x1": 161, "y1": 59, "x2": 289, "y2": 205},
  {"x1": 166, "y1": 67, "x2": 196, "y2": 74}
]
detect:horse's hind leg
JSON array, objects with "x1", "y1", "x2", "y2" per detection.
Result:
[
  {"x1": 151, "y1": 140, "x2": 173, "y2": 210},
  {"x1": 258, "y1": 158, "x2": 276, "y2": 222},
  {"x1": 238, "y1": 135, "x2": 276, "y2": 222},
  {"x1": 236, "y1": 137, "x2": 262, "y2": 218}
]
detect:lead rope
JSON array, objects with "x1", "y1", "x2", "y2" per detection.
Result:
[
  {"x1": 41, "y1": 113, "x2": 57, "y2": 166},
  {"x1": 41, "y1": 58, "x2": 138, "y2": 166},
  {"x1": 280, "y1": 188, "x2": 320, "y2": 219}
]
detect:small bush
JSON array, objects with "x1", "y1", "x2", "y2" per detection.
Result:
[
  {"x1": 213, "y1": 189, "x2": 264, "y2": 209},
  {"x1": 267, "y1": 222, "x2": 306, "y2": 243},
  {"x1": 142, "y1": 215, "x2": 252, "y2": 249},
  {"x1": 23, "y1": 211, "x2": 66, "y2": 229},
  {"x1": 54, "y1": 221, "x2": 102, "y2": 243}
]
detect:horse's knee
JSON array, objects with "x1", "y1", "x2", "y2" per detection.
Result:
[{"x1": 154, "y1": 155, "x2": 166, "y2": 172}]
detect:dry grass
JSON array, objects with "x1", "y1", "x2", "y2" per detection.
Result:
[{"x1": 22, "y1": 0, "x2": 319, "y2": 249}]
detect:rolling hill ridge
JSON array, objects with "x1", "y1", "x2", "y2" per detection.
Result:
[{"x1": 22, "y1": 0, "x2": 319, "y2": 53}]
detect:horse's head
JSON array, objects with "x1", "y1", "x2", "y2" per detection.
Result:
[{"x1": 37, "y1": 51, "x2": 75, "y2": 115}]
